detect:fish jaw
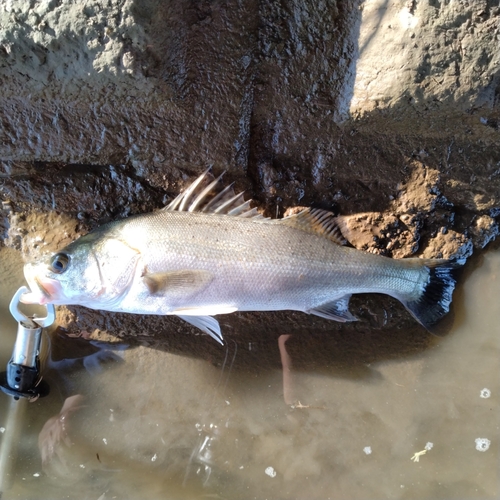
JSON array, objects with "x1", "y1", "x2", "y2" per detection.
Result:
[{"x1": 22, "y1": 263, "x2": 65, "y2": 305}]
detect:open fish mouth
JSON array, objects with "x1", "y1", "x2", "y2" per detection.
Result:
[
  {"x1": 21, "y1": 272, "x2": 62, "y2": 305},
  {"x1": 34, "y1": 277, "x2": 53, "y2": 300}
]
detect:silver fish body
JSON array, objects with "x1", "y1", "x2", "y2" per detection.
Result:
[{"x1": 22, "y1": 171, "x2": 464, "y2": 343}]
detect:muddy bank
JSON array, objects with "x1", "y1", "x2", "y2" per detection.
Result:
[{"x1": 0, "y1": 0, "x2": 499, "y2": 354}]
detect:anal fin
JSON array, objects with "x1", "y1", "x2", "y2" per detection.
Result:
[
  {"x1": 308, "y1": 295, "x2": 357, "y2": 323},
  {"x1": 177, "y1": 315, "x2": 224, "y2": 345}
]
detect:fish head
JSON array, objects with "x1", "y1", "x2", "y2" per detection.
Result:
[{"x1": 23, "y1": 228, "x2": 140, "y2": 308}]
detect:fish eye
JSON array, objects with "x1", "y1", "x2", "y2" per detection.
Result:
[{"x1": 49, "y1": 253, "x2": 70, "y2": 274}]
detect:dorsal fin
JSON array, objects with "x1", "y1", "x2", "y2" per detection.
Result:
[
  {"x1": 279, "y1": 208, "x2": 347, "y2": 245},
  {"x1": 166, "y1": 168, "x2": 212, "y2": 211},
  {"x1": 164, "y1": 169, "x2": 264, "y2": 218}
]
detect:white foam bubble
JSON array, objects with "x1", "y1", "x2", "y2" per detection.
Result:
[
  {"x1": 480, "y1": 388, "x2": 491, "y2": 399},
  {"x1": 265, "y1": 466, "x2": 277, "y2": 478},
  {"x1": 475, "y1": 438, "x2": 491, "y2": 452}
]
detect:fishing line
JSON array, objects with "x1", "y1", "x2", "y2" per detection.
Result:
[
  {"x1": 182, "y1": 339, "x2": 239, "y2": 488},
  {"x1": 209, "y1": 338, "x2": 238, "y2": 409},
  {"x1": 220, "y1": 338, "x2": 238, "y2": 396}
]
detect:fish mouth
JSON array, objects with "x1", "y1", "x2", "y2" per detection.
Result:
[
  {"x1": 34, "y1": 277, "x2": 52, "y2": 300},
  {"x1": 21, "y1": 267, "x2": 62, "y2": 305}
]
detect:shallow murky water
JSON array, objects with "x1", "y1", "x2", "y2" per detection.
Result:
[{"x1": 0, "y1": 246, "x2": 498, "y2": 500}]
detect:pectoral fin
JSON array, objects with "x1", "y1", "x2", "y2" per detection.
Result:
[
  {"x1": 143, "y1": 269, "x2": 213, "y2": 297},
  {"x1": 308, "y1": 295, "x2": 357, "y2": 322},
  {"x1": 177, "y1": 315, "x2": 224, "y2": 345}
]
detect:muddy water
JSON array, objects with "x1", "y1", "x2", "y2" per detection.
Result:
[{"x1": 0, "y1": 247, "x2": 498, "y2": 500}]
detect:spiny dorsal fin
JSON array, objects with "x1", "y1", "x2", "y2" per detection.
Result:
[
  {"x1": 279, "y1": 208, "x2": 347, "y2": 245},
  {"x1": 165, "y1": 169, "x2": 264, "y2": 218}
]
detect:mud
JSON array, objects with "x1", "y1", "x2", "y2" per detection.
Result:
[{"x1": 0, "y1": 0, "x2": 499, "y2": 349}]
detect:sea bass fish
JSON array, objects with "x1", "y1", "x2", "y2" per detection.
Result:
[{"x1": 22, "y1": 170, "x2": 464, "y2": 344}]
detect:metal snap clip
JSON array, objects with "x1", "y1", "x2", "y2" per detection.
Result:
[
  {"x1": 9, "y1": 286, "x2": 55, "y2": 328},
  {"x1": 0, "y1": 286, "x2": 54, "y2": 400}
]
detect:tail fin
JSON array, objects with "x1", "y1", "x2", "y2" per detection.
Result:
[{"x1": 401, "y1": 258, "x2": 465, "y2": 334}]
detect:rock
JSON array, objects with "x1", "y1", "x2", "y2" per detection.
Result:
[
  {"x1": 421, "y1": 230, "x2": 474, "y2": 260},
  {"x1": 470, "y1": 215, "x2": 499, "y2": 249},
  {"x1": 334, "y1": 212, "x2": 419, "y2": 258},
  {"x1": 394, "y1": 163, "x2": 440, "y2": 214}
]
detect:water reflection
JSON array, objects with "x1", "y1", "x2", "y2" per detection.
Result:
[{"x1": 0, "y1": 247, "x2": 498, "y2": 499}]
